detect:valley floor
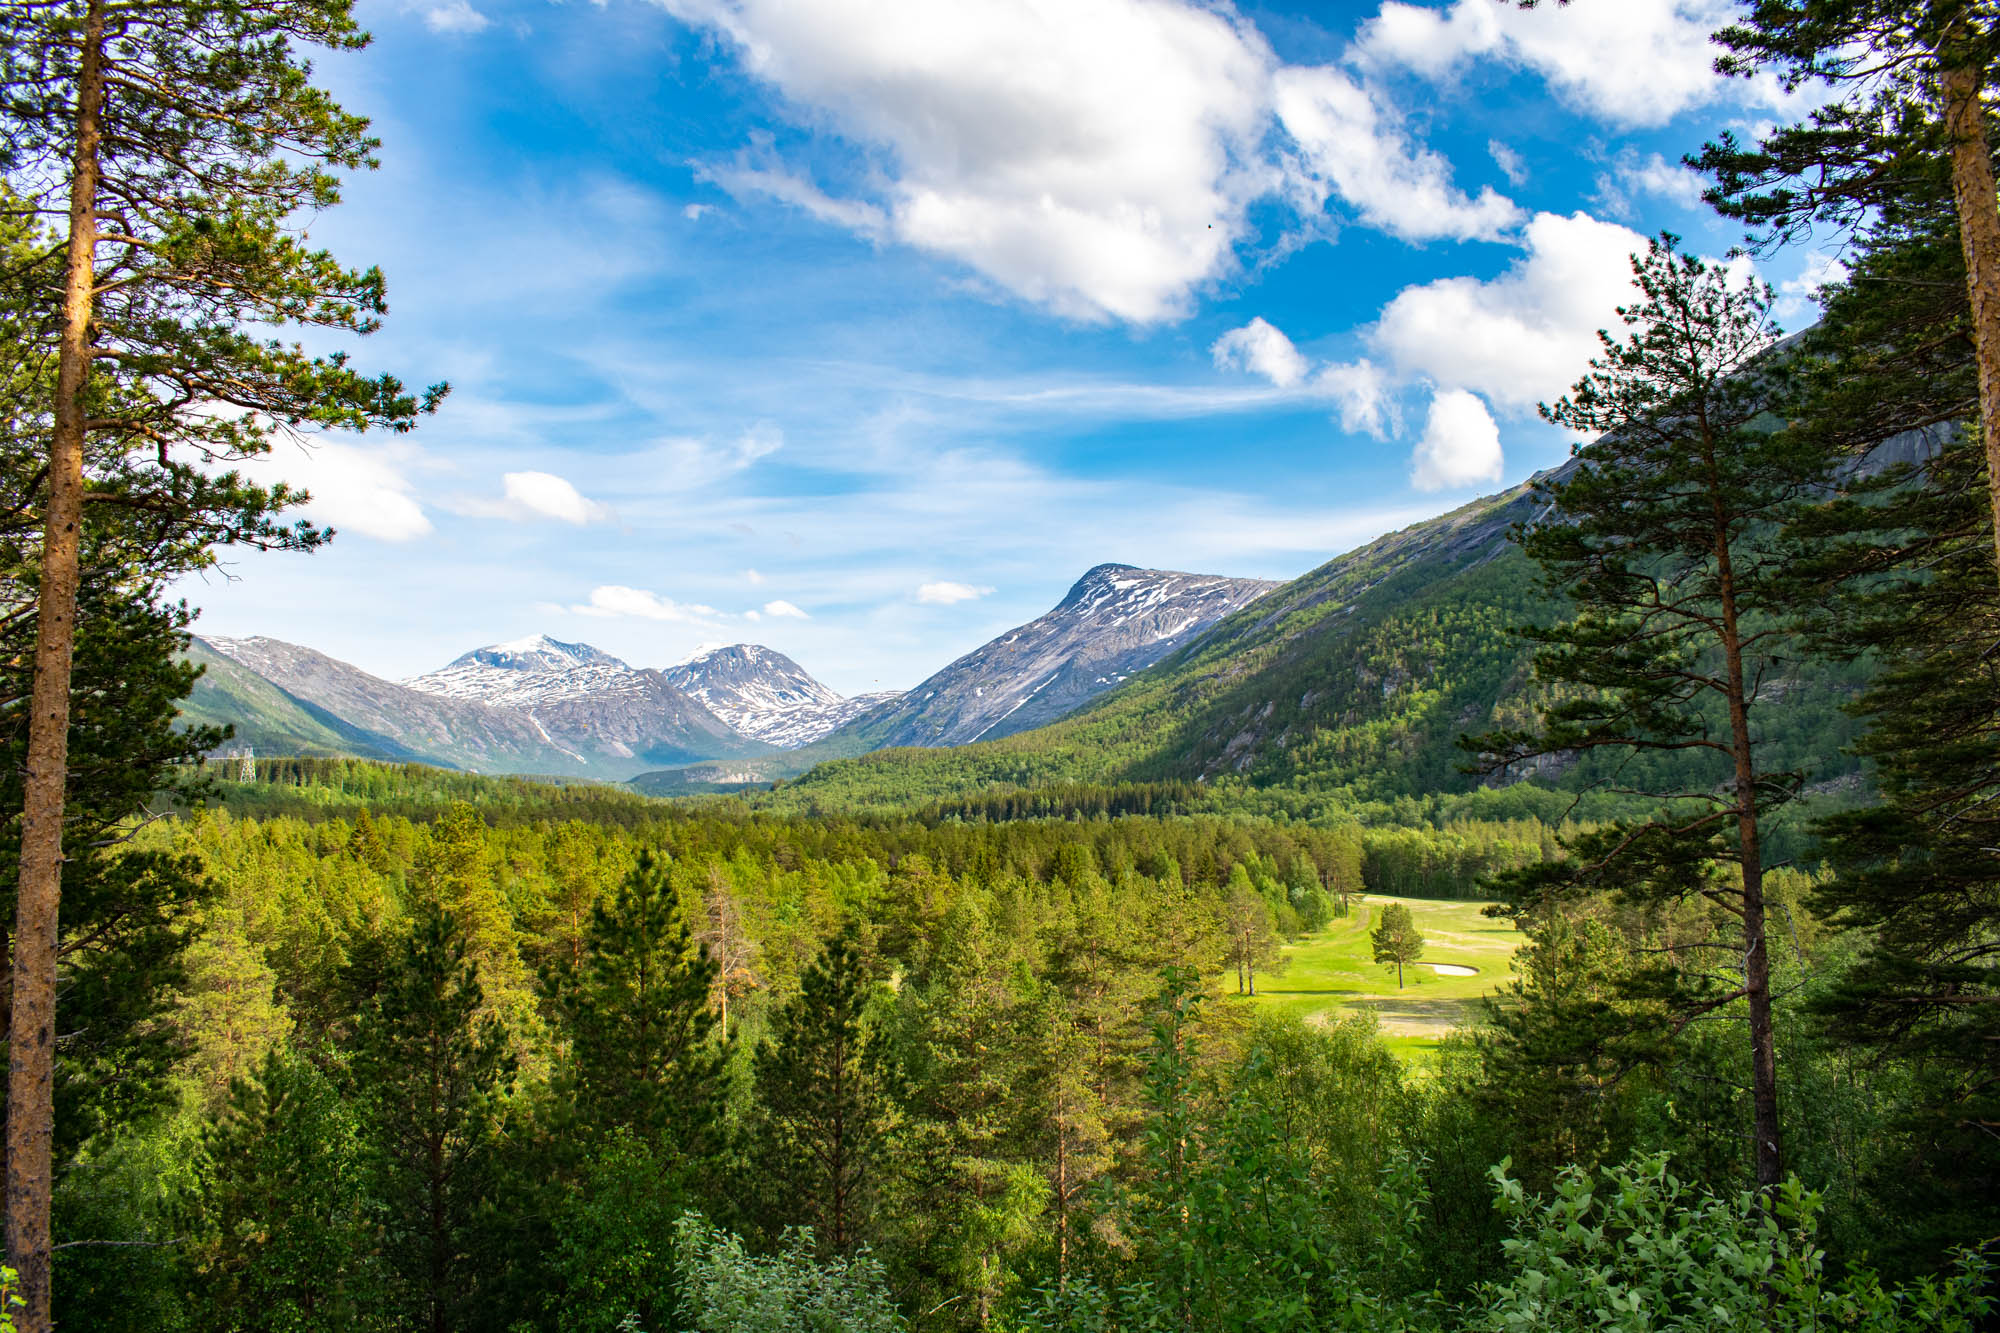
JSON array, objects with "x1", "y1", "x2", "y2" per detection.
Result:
[{"x1": 1241, "y1": 895, "x2": 1522, "y2": 1058}]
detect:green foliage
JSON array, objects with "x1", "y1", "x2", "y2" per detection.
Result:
[
  {"x1": 182, "y1": 1051, "x2": 382, "y2": 1331},
  {"x1": 750, "y1": 927, "x2": 889, "y2": 1253},
  {"x1": 1371, "y1": 903, "x2": 1425, "y2": 989},
  {"x1": 1474, "y1": 1155, "x2": 1995, "y2": 1333},
  {"x1": 545, "y1": 850, "x2": 726, "y2": 1160},
  {"x1": 670, "y1": 1213, "x2": 904, "y2": 1333},
  {"x1": 351, "y1": 903, "x2": 515, "y2": 1332},
  {"x1": 540, "y1": 1131, "x2": 689, "y2": 1333}
]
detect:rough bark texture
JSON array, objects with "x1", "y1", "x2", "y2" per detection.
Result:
[
  {"x1": 1943, "y1": 61, "x2": 2000, "y2": 576},
  {"x1": 8, "y1": 2, "x2": 104, "y2": 1325}
]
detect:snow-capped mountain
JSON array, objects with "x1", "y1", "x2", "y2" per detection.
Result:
[
  {"x1": 841, "y1": 563, "x2": 1280, "y2": 749},
  {"x1": 406, "y1": 634, "x2": 647, "y2": 709},
  {"x1": 661, "y1": 643, "x2": 902, "y2": 749},
  {"x1": 401, "y1": 633, "x2": 758, "y2": 765}
]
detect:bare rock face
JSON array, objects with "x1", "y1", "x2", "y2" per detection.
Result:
[
  {"x1": 401, "y1": 634, "x2": 761, "y2": 768},
  {"x1": 199, "y1": 633, "x2": 761, "y2": 778},
  {"x1": 662, "y1": 644, "x2": 901, "y2": 749},
  {"x1": 848, "y1": 563, "x2": 1281, "y2": 749}
]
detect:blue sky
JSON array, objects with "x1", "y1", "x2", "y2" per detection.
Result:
[{"x1": 182, "y1": 0, "x2": 1839, "y2": 695}]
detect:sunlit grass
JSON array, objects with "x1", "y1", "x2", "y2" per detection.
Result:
[{"x1": 1229, "y1": 894, "x2": 1522, "y2": 1059}]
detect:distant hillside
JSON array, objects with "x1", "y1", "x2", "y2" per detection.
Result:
[
  {"x1": 194, "y1": 635, "x2": 762, "y2": 778},
  {"x1": 750, "y1": 464, "x2": 1871, "y2": 817},
  {"x1": 629, "y1": 561, "x2": 1278, "y2": 793}
]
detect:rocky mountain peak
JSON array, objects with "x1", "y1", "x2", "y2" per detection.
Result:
[{"x1": 450, "y1": 634, "x2": 628, "y2": 675}]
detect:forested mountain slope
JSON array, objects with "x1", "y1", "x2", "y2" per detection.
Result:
[{"x1": 760, "y1": 463, "x2": 1870, "y2": 815}]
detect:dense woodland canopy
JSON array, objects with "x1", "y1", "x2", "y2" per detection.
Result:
[{"x1": 1, "y1": 0, "x2": 1999, "y2": 1330}]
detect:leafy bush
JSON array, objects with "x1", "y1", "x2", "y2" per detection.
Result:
[
  {"x1": 1471, "y1": 1155, "x2": 1993, "y2": 1333},
  {"x1": 668, "y1": 1213, "x2": 903, "y2": 1333}
]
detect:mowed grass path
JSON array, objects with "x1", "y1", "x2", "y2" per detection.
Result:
[{"x1": 1233, "y1": 896, "x2": 1523, "y2": 1058}]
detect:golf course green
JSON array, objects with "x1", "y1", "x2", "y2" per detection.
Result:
[{"x1": 1234, "y1": 895, "x2": 1524, "y2": 1058}]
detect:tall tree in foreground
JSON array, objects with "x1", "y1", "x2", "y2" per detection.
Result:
[
  {"x1": 1469, "y1": 236, "x2": 1830, "y2": 1192},
  {"x1": 1695, "y1": 1, "x2": 2000, "y2": 571},
  {"x1": 0, "y1": 3, "x2": 441, "y2": 1321}
]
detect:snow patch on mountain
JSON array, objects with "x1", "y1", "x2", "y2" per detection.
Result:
[
  {"x1": 848, "y1": 563, "x2": 1280, "y2": 749},
  {"x1": 663, "y1": 644, "x2": 903, "y2": 749}
]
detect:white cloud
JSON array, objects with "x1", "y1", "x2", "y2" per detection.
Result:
[
  {"x1": 1489, "y1": 139, "x2": 1527, "y2": 187},
  {"x1": 1373, "y1": 210, "x2": 1648, "y2": 414},
  {"x1": 915, "y1": 581, "x2": 995, "y2": 605},
  {"x1": 699, "y1": 161, "x2": 891, "y2": 236},
  {"x1": 1273, "y1": 65, "x2": 1523, "y2": 243},
  {"x1": 1778, "y1": 250, "x2": 1847, "y2": 319},
  {"x1": 573, "y1": 586, "x2": 722, "y2": 621},
  {"x1": 655, "y1": 0, "x2": 1277, "y2": 324},
  {"x1": 1312, "y1": 359, "x2": 1398, "y2": 441},
  {"x1": 653, "y1": 422, "x2": 784, "y2": 489},
  {"x1": 1594, "y1": 150, "x2": 1706, "y2": 219},
  {"x1": 1210, "y1": 317, "x2": 1398, "y2": 441},
  {"x1": 423, "y1": 0, "x2": 489, "y2": 34},
  {"x1": 682, "y1": 203, "x2": 713, "y2": 221},
  {"x1": 254, "y1": 439, "x2": 434, "y2": 543},
  {"x1": 763, "y1": 599, "x2": 809, "y2": 619},
  {"x1": 1358, "y1": 0, "x2": 1752, "y2": 129},
  {"x1": 1211, "y1": 318, "x2": 1309, "y2": 388},
  {"x1": 744, "y1": 568, "x2": 766, "y2": 585},
  {"x1": 499, "y1": 471, "x2": 611, "y2": 524},
  {"x1": 1410, "y1": 389, "x2": 1502, "y2": 491}
]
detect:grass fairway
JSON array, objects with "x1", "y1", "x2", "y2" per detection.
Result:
[{"x1": 1233, "y1": 895, "x2": 1522, "y2": 1059}]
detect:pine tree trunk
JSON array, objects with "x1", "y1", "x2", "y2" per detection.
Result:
[
  {"x1": 1706, "y1": 427, "x2": 1784, "y2": 1194},
  {"x1": 1942, "y1": 61, "x2": 2000, "y2": 577},
  {"x1": 9, "y1": 4, "x2": 105, "y2": 1325}
]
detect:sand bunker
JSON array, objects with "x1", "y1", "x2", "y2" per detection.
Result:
[{"x1": 1426, "y1": 963, "x2": 1477, "y2": 977}]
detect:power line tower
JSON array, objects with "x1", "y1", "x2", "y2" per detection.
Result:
[{"x1": 238, "y1": 747, "x2": 254, "y2": 783}]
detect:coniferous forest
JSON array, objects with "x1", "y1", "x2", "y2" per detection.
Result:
[{"x1": 3, "y1": 1, "x2": 2000, "y2": 1332}]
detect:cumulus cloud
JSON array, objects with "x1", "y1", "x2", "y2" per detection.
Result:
[
  {"x1": 255, "y1": 440, "x2": 434, "y2": 543},
  {"x1": 1313, "y1": 359, "x2": 1398, "y2": 441},
  {"x1": 500, "y1": 471, "x2": 612, "y2": 523},
  {"x1": 744, "y1": 568, "x2": 767, "y2": 585},
  {"x1": 422, "y1": 0, "x2": 489, "y2": 34},
  {"x1": 655, "y1": 0, "x2": 1276, "y2": 324},
  {"x1": 762, "y1": 599, "x2": 810, "y2": 619},
  {"x1": 1410, "y1": 389, "x2": 1503, "y2": 491},
  {"x1": 1273, "y1": 65, "x2": 1522, "y2": 243},
  {"x1": 1208, "y1": 316, "x2": 1398, "y2": 441},
  {"x1": 1211, "y1": 318, "x2": 1309, "y2": 388},
  {"x1": 1373, "y1": 210, "x2": 1648, "y2": 414},
  {"x1": 1594, "y1": 150, "x2": 1706, "y2": 220},
  {"x1": 916, "y1": 581, "x2": 995, "y2": 605},
  {"x1": 573, "y1": 586, "x2": 722, "y2": 621},
  {"x1": 1358, "y1": 0, "x2": 1756, "y2": 129}
]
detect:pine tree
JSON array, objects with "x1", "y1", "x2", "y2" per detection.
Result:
[
  {"x1": 1792, "y1": 412, "x2": 2000, "y2": 1246},
  {"x1": 545, "y1": 850, "x2": 726, "y2": 1163},
  {"x1": 0, "y1": 3, "x2": 441, "y2": 1315},
  {"x1": 1694, "y1": 1, "x2": 2000, "y2": 573},
  {"x1": 750, "y1": 927, "x2": 888, "y2": 1254},
  {"x1": 351, "y1": 905, "x2": 513, "y2": 1333},
  {"x1": 1468, "y1": 236, "x2": 1829, "y2": 1193},
  {"x1": 183, "y1": 1050, "x2": 382, "y2": 1332}
]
